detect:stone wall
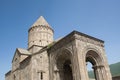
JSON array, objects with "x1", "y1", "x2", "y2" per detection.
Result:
[
  {"x1": 31, "y1": 50, "x2": 49, "y2": 80},
  {"x1": 48, "y1": 31, "x2": 112, "y2": 80},
  {"x1": 20, "y1": 57, "x2": 31, "y2": 80}
]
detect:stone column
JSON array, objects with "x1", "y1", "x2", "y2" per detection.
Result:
[
  {"x1": 92, "y1": 65, "x2": 105, "y2": 80},
  {"x1": 93, "y1": 66, "x2": 101, "y2": 80},
  {"x1": 54, "y1": 64, "x2": 64, "y2": 80},
  {"x1": 54, "y1": 70, "x2": 59, "y2": 80},
  {"x1": 99, "y1": 65, "x2": 108, "y2": 80},
  {"x1": 73, "y1": 42, "x2": 89, "y2": 80}
]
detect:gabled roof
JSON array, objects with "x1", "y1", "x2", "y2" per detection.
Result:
[
  {"x1": 5, "y1": 70, "x2": 11, "y2": 76},
  {"x1": 17, "y1": 48, "x2": 31, "y2": 55},
  {"x1": 12, "y1": 48, "x2": 31, "y2": 62},
  {"x1": 32, "y1": 16, "x2": 50, "y2": 27}
]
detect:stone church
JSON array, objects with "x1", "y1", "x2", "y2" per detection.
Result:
[{"x1": 5, "y1": 16, "x2": 112, "y2": 80}]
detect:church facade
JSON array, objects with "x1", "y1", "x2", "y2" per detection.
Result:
[{"x1": 5, "y1": 16, "x2": 112, "y2": 80}]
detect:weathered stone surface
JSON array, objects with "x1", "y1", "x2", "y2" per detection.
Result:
[{"x1": 5, "y1": 16, "x2": 112, "y2": 80}]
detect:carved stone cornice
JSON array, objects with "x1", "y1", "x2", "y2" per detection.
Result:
[
  {"x1": 48, "y1": 30, "x2": 104, "y2": 53},
  {"x1": 74, "y1": 33, "x2": 104, "y2": 47},
  {"x1": 28, "y1": 25, "x2": 54, "y2": 33}
]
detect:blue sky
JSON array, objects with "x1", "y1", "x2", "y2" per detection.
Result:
[{"x1": 0, "y1": 0, "x2": 120, "y2": 80}]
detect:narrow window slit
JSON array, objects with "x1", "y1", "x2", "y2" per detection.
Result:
[
  {"x1": 38, "y1": 71, "x2": 45, "y2": 80},
  {"x1": 41, "y1": 72, "x2": 43, "y2": 80}
]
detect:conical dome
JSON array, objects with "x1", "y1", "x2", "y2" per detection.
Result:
[
  {"x1": 32, "y1": 16, "x2": 51, "y2": 27},
  {"x1": 28, "y1": 16, "x2": 54, "y2": 52}
]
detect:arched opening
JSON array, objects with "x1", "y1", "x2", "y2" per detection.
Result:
[
  {"x1": 87, "y1": 62, "x2": 96, "y2": 80},
  {"x1": 54, "y1": 49, "x2": 73, "y2": 80},
  {"x1": 63, "y1": 60, "x2": 73, "y2": 80},
  {"x1": 85, "y1": 50, "x2": 104, "y2": 80}
]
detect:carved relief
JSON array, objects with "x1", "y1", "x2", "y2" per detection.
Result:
[{"x1": 75, "y1": 34, "x2": 104, "y2": 47}]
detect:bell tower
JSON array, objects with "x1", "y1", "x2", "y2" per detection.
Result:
[{"x1": 28, "y1": 16, "x2": 54, "y2": 53}]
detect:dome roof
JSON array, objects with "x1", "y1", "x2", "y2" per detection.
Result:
[{"x1": 32, "y1": 16, "x2": 51, "y2": 27}]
